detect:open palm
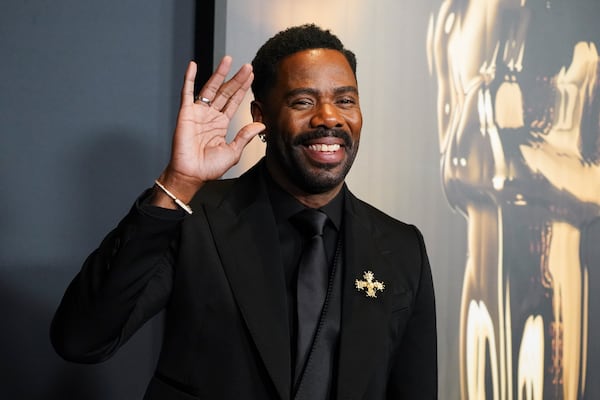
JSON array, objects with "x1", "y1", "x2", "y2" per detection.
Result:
[{"x1": 159, "y1": 57, "x2": 265, "y2": 202}]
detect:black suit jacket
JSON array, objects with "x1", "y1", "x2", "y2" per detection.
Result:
[{"x1": 51, "y1": 160, "x2": 437, "y2": 399}]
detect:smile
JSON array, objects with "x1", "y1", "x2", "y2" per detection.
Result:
[{"x1": 307, "y1": 143, "x2": 342, "y2": 152}]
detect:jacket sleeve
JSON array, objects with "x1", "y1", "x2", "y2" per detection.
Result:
[
  {"x1": 388, "y1": 226, "x2": 438, "y2": 399},
  {"x1": 50, "y1": 190, "x2": 185, "y2": 363}
]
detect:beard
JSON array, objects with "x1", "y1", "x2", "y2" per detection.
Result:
[{"x1": 266, "y1": 127, "x2": 359, "y2": 194}]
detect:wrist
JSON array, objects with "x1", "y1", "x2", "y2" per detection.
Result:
[
  {"x1": 150, "y1": 168, "x2": 204, "y2": 210},
  {"x1": 153, "y1": 180, "x2": 193, "y2": 214}
]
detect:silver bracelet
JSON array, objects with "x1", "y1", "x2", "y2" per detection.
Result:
[{"x1": 154, "y1": 180, "x2": 193, "y2": 215}]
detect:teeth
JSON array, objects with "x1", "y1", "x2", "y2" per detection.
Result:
[{"x1": 308, "y1": 143, "x2": 341, "y2": 152}]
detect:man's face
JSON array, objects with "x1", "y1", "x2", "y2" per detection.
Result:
[{"x1": 256, "y1": 48, "x2": 363, "y2": 195}]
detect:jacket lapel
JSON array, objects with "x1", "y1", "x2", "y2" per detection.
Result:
[
  {"x1": 336, "y1": 194, "x2": 396, "y2": 399},
  {"x1": 204, "y1": 165, "x2": 291, "y2": 400}
]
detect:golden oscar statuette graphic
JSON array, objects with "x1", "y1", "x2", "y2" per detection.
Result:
[{"x1": 427, "y1": 0, "x2": 600, "y2": 398}]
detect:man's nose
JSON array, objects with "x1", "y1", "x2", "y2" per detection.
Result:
[{"x1": 310, "y1": 103, "x2": 343, "y2": 129}]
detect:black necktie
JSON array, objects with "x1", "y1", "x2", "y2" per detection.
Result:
[{"x1": 291, "y1": 209, "x2": 329, "y2": 383}]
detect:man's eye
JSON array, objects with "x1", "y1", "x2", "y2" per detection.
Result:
[
  {"x1": 291, "y1": 99, "x2": 313, "y2": 107},
  {"x1": 337, "y1": 98, "x2": 356, "y2": 105}
]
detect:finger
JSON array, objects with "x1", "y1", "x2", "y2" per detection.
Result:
[
  {"x1": 229, "y1": 122, "x2": 265, "y2": 157},
  {"x1": 221, "y1": 72, "x2": 254, "y2": 120},
  {"x1": 197, "y1": 56, "x2": 233, "y2": 103},
  {"x1": 181, "y1": 61, "x2": 197, "y2": 106},
  {"x1": 210, "y1": 63, "x2": 253, "y2": 111}
]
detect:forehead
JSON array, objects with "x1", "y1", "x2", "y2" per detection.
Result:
[{"x1": 275, "y1": 48, "x2": 357, "y2": 90}]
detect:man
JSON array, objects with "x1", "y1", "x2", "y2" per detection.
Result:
[{"x1": 51, "y1": 24, "x2": 437, "y2": 399}]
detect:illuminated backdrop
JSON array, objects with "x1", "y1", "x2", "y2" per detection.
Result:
[{"x1": 428, "y1": 1, "x2": 599, "y2": 398}]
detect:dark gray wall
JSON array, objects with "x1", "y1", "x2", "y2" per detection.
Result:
[{"x1": 0, "y1": 1, "x2": 195, "y2": 398}]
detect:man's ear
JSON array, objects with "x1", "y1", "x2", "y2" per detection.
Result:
[{"x1": 251, "y1": 100, "x2": 264, "y2": 123}]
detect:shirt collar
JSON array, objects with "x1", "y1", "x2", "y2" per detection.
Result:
[{"x1": 263, "y1": 165, "x2": 345, "y2": 231}]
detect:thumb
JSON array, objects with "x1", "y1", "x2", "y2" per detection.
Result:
[{"x1": 230, "y1": 122, "x2": 266, "y2": 155}]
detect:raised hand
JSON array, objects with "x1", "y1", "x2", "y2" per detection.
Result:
[{"x1": 153, "y1": 57, "x2": 265, "y2": 209}]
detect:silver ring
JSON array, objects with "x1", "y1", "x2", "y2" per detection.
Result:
[{"x1": 198, "y1": 96, "x2": 212, "y2": 106}]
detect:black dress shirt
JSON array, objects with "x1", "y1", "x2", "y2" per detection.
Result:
[{"x1": 264, "y1": 169, "x2": 345, "y2": 381}]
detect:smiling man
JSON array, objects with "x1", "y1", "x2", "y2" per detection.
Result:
[{"x1": 51, "y1": 24, "x2": 437, "y2": 399}]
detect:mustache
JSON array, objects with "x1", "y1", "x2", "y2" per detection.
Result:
[{"x1": 291, "y1": 128, "x2": 353, "y2": 148}]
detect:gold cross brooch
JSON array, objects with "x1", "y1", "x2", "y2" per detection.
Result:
[{"x1": 355, "y1": 270, "x2": 385, "y2": 298}]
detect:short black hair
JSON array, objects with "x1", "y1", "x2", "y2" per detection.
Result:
[{"x1": 251, "y1": 24, "x2": 357, "y2": 102}]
